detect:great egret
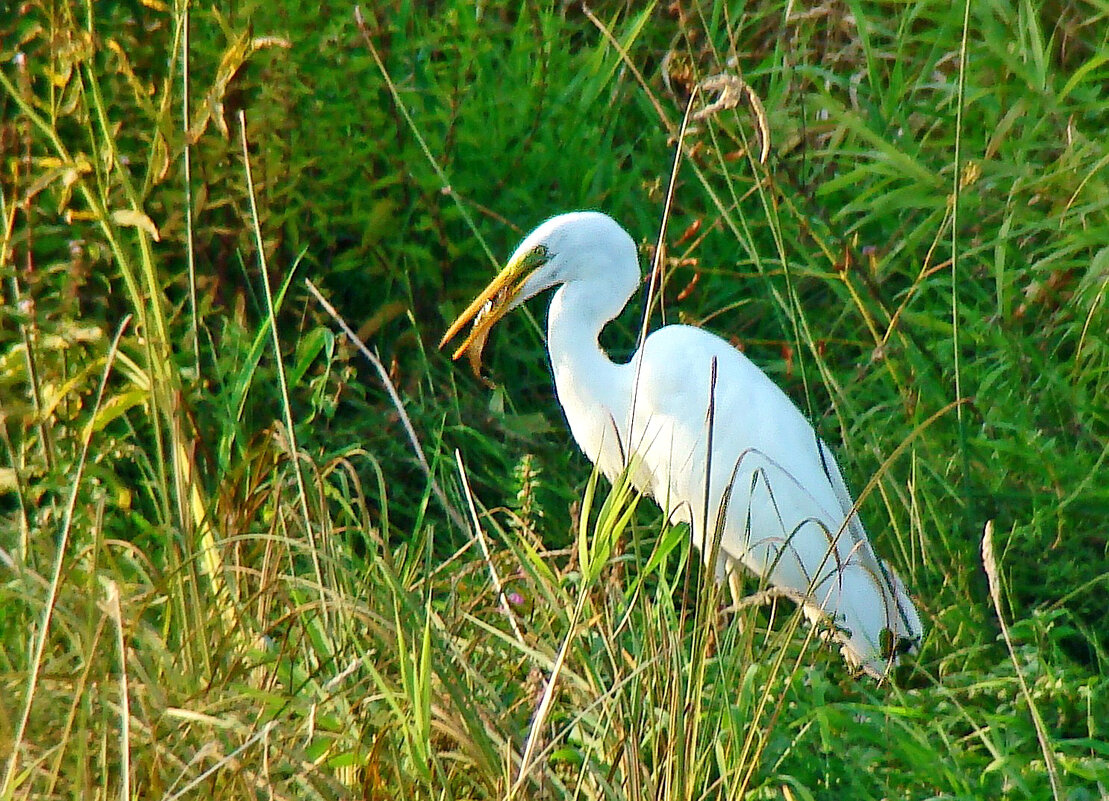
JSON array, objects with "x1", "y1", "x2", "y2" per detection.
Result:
[{"x1": 440, "y1": 211, "x2": 922, "y2": 679}]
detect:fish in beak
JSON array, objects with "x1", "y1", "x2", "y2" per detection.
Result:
[{"x1": 439, "y1": 245, "x2": 549, "y2": 376}]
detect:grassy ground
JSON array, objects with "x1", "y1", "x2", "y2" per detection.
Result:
[{"x1": 2, "y1": 1, "x2": 1108, "y2": 798}]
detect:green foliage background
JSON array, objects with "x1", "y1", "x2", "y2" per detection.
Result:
[{"x1": 1, "y1": 1, "x2": 1107, "y2": 798}]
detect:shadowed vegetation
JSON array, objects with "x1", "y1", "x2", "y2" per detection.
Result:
[{"x1": 1, "y1": 1, "x2": 1107, "y2": 798}]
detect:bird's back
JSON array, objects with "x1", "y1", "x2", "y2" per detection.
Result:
[{"x1": 627, "y1": 324, "x2": 921, "y2": 677}]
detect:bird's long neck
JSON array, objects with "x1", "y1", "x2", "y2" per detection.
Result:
[
  {"x1": 546, "y1": 274, "x2": 638, "y2": 478},
  {"x1": 547, "y1": 282, "x2": 623, "y2": 373}
]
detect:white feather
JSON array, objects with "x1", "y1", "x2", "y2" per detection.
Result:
[{"x1": 454, "y1": 211, "x2": 923, "y2": 678}]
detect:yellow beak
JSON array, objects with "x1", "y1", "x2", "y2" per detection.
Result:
[{"x1": 439, "y1": 251, "x2": 539, "y2": 376}]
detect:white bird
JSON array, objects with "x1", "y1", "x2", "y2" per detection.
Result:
[{"x1": 440, "y1": 211, "x2": 922, "y2": 679}]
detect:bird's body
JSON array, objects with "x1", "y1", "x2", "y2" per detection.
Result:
[{"x1": 441, "y1": 211, "x2": 922, "y2": 679}]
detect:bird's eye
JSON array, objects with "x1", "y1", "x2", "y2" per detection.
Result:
[{"x1": 529, "y1": 244, "x2": 549, "y2": 264}]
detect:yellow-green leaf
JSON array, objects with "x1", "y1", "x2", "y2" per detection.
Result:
[{"x1": 111, "y1": 209, "x2": 161, "y2": 241}]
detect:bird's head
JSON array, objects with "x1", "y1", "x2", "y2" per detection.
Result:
[{"x1": 439, "y1": 212, "x2": 635, "y2": 375}]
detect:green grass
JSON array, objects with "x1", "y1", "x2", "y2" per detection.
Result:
[{"x1": 2, "y1": 0, "x2": 1108, "y2": 798}]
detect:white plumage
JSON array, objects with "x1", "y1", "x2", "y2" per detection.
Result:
[{"x1": 441, "y1": 211, "x2": 922, "y2": 679}]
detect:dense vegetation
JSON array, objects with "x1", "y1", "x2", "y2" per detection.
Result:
[{"x1": 2, "y1": 1, "x2": 1107, "y2": 798}]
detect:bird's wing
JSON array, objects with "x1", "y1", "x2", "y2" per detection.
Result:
[
  {"x1": 629, "y1": 324, "x2": 921, "y2": 677},
  {"x1": 814, "y1": 435, "x2": 884, "y2": 572},
  {"x1": 631, "y1": 324, "x2": 848, "y2": 537},
  {"x1": 815, "y1": 436, "x2": 923, "y2": 659}
]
